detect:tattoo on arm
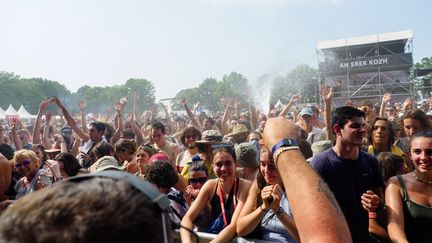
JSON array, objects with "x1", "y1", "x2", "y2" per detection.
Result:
[{"x1": 317, "y1": 179, "x2": 343, "y2": 216}]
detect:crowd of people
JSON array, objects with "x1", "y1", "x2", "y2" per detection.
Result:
[{"x1": 0, "y1": 85, "x2": 431, "y2": 243}]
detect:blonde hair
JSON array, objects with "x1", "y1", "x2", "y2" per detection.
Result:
[{"x1": 13, "y1": 149, "x2": 40, "y2": 168}]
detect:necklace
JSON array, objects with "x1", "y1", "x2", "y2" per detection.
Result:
[{"x1": 412, "y1": 172, "x2": 432, "y2": 185}]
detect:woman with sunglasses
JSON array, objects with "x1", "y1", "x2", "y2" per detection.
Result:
[
  {"x1": 184, "y1": 160, "x2": 211, "y2": 231},
  {"x1": 386, "y1": 131, "x2": 432, "y2": 243},
  {"x1": 13, "y1": 149, "x2": 52, "y2": 200},
  {"x1": 180, "y1": 145, "x2": 252, "y2": 243},
  {"x1": 236, "y1": 146, "x2": 299, "y2": 242}
]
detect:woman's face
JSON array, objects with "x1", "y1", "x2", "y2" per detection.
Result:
[
  {"x1": 410, "y1": 137, "x2": 432, "y2": 174},
  {"x1": 15, "y1": 156, "x2": 38, "y2": 179},
  {"x1": 188, "y1": 170, "x2": 208, "y2": 190},
  {"x1": 57, "y1": 160, "x2": 68, "y2": 178},
  {"x1": 213, "y1": 151, "x2": 236, "y2": 182},
  {"x1": 136, "y1": 150, "x2": 150, "y2": 165},
  {"x1": 403, "y1": 118, "x2": 423, "y2": 138},
  {"x1": 260, "y1": 150, "x2": 280, "y2": 185}
]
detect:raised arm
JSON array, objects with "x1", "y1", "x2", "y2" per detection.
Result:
[
  {"x1": 220, "y1": 98, "x2": 231, "y2": 135},
  {"x1": 42, "y1": 111, "x2": 53, "y2": 149},
  {"x1": 51, "y1": 97, "x2": 90, "y2": 142},
  {"x1": 180, "y1": 98, "x2": 200, "y2": 128},
  {"x1": 129, "y1": 113, "x2": 145, "y2": 145},
  {"x1": 10, "y1": 118, "x2": 23, "y2": 150},
  {"x1": 279, "y1": 94, "x2": 300, "y2": 118},
  {"x1": 263, "y1": 117, "x2": 352, "y2": 243},
  {"x1": 379, "y1": 93, "x2": 391, "y2": 117},
  {"x1": 111, "y1": 100, "x2": 126, "y2": 145},
  {"x1": 32, "y1": 99, "x2": 50, "y2": 145},
  {"x1": 320, "y1": 85, "x2": 333, "y2": 140},
  {"x1": 78, "y1": 100, "x2": 89, "y2": 133},
  {"x1": 160, "y1": 101, "x2": 176, "y2": 133}
]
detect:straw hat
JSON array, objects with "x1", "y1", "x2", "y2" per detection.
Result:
[{"x1": 225, "y1": 124, "x2": 249, "y2": 138}]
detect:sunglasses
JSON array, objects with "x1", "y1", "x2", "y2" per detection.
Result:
[
  {"x1": 188, "y1": 177, "x2": 207, "y2": 184},
  {"x1": 385, "y1": 109, "x2": 395, "y2": 112},
  {"x1": 15, "y1": 160, "x2": 31, "y2": 169},
  {"x1": 211, "y1": 143, "x2": 234, "y2": 150}
]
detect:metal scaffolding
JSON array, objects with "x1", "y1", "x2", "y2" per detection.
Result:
[{"x1": 317, "y1": 30, "x2": 414, "y2": 106}]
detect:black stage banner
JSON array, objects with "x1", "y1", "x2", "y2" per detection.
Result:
[{"x1": 319, "y1": 53, "x2": 413, "y2": 74}]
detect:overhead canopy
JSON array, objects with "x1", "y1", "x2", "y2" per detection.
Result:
[
  {"x1": 317, "y1": 30, "x2": 413, "y2": 50},
  {"x1": 0, "y1": 107, "x2": 5, "y2": 119},
  {"x1": 17, "y1": 105, "x2": 36, "y2": 119},
  {"x1": 5, "y1": 105, "x2": 17, "y2": 116}
]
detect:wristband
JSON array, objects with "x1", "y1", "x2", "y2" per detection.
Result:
[
  {"x1": 273, "y1": 146, "x2": 300, "y2": 168},
  {"x1": 368, "y1": 211, "x2": 377, "y2": 219},
  {"x1": 271, "y1": 138, "x2": 298, "y2": 154}
]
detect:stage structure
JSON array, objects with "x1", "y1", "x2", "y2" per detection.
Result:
[{"x1": 317, "y1": 30, "x2": 413, "y2": 106}]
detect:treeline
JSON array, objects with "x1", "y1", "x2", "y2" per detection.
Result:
[
  {"x1": 0, "y1": 72, "x2": 155, "y2": 115},
  {"x1": 0, "y1": 65, "x2": 321, "y2": 115}
]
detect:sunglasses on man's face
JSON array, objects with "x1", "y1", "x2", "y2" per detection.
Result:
[
  {"x1": 188, "y1": 177, "x2": 207, "y2": 184},
  {"x1": 15, "y1": 160, "x2": 31, "y2": 169}
]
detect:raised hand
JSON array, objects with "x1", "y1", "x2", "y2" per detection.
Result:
[
  {"x1": 39, "y1": 99, "x2": 50, "y2": 112},
  {"x1": 320, "y1": 85, "x2": 332, "y2": 102},
  {"x1": 290, "y1": 94, "x2": 301, "y2": 104},
  {"x1": 78, "y1": 100, "x2": 86, "y2": 111},
  {"x1": 382, "y1": 93, "x2": 392, "y2": 103},
  {"x1": 345, "y1": 100, "x2": 354, "y2": 107}
]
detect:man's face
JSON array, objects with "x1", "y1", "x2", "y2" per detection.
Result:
[
  {"x1": 185, "y1": 133, "x2": 199, "y2": 149},
  {"x1": 301, "y1": 115, "x2": 313, "y2": 126},
  {"x1": 88, "y1": 125, "x2": 103, "y2": 142},
  {"x1": 151, "y1": 128, "x2": 164, "y2": 144},
  {"x1": 259, "y1": 120, "x2": 266, "y2": 132},
  {"x1": 403, "y1": 118, "x2": 423, "y2": 138},
  {"x1": 248, "y1": 133, "x2": 260, "y2": 142},
  {"x1": 337, "y1": 116, "x2": 366, "y2": 146},
  {"x1": 177, "y1": 120, "x2": 186, "y2": 129},
  {"x1": 372, "y1": 120, "x2": 389, "y2": 145},
  {"x1": 230, "y1": 119, "x2": 238, "y2": 129}
]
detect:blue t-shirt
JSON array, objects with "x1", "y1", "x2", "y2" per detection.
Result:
[{"x1": 310, "y1": 148, "x2": 384, "y2": 243}]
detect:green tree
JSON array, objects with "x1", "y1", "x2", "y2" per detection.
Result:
[{"x1": 270, "y1": 64, "x2": 319, "y2": 104}]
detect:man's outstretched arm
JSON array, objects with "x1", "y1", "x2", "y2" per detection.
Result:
[{"x1": 263, "y1": 117, "x2": 352, "y2": 243}]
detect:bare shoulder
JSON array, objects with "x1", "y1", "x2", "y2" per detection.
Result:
[{"x1": 239, "y1": 178, "x2": 252, "y2": 192}]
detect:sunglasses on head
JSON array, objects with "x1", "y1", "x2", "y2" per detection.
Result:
[
  {"x1": 188, "y1": 177, "x2": 207, "y2": 184},
  {"x1": 211, "y1": 143, "x2": 234, "y2": 150},
  {"x1": 15, "y1": 160, "x2": 31, "y2": 169}
]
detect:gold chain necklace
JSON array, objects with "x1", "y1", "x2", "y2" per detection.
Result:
[{"x1": 412, "y1": 172, "x2": 432, "y2": 185}]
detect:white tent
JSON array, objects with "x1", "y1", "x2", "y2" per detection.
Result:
[
  {"x1": 0, "y1": 106, "x2": 5, "y2": 119},
  {"x1": 5, "y1": 105, "x2": 17, "y2": 116},
  {"x1": 17, "y1": 105, "x2": 36, "y2": 119}
]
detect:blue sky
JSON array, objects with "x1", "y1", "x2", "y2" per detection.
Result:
[{"x1": 0, "y1": 0, "x2": 430, "y2": 99}]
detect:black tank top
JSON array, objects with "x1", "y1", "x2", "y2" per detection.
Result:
[
  {"x1": 397, "y1": 175, "x2": 432, "y2": 243},
  {"x1": 210, "y1": 178, "x2": 239, "y2": 223}
]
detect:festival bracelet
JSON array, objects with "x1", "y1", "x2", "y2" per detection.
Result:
[{"x1": 273, "y1": 146, "x2": 300, "y2": 168}]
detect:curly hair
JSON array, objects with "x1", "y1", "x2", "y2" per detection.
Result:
[{"x1": 145, "y1": 160, "x2": 178, "y2": 189}]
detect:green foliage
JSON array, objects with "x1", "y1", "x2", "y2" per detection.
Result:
[
  {"x1": 270, "y1": 64, "x2": 319, "y2": 104},
  {"x1": 0, "y1": 71, "x2": 155, "y2": 115},
  {"x1": 173, "y1": 72, "x2": 251, "y2": 112}
]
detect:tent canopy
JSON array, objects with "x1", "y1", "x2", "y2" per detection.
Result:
[
  {"x1": 5, "y1": 105, "x2": 17, "y2": 116},
  {"x1": 17, "y1": 105, "x2": 36, "y2": 119}
]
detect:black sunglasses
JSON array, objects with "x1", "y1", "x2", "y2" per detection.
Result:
[{"x1": 188, "y1": 177, "x2": 207, "y2": 184}]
